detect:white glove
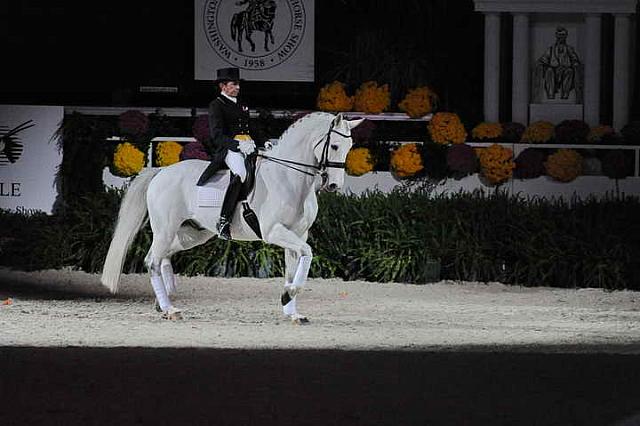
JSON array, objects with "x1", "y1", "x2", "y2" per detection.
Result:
[
  {"x1": 238, "y1": 139, "x2": 256, "y2": 156},
  {"x1": 263, "y1": 140, "x2": 274, "y2": 150}
]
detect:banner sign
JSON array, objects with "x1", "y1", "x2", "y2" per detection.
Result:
[
  {"x1": 195, "y1": 0, "x2": 315, "y2": 81},
  {"x1": 0, "y1": 105, "x2": 63, "y2": 214}
]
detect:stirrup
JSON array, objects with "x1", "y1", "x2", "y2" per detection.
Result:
[{"x1": 216, "y1": 217, "x2": 231, "y2": 240}]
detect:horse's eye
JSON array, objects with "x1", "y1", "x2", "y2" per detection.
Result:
[{"x1": 331, "y1": 144, "x2": 339, "y2": 151}]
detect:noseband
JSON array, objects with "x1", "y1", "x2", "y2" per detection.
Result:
[{"x1": 257, "y1": 122, "x2": 350, "y2": 179}]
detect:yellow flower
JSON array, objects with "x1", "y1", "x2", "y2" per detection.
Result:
[
  {"x1": 472, "y1": 122, "x2": 503, "y2": 140},
  {"x1": 354, "y1": 81, "x2": 390, "y2": 114},
  {"x1": 475, "y1": 143, "x2": 515, "y2": 185},
  {"x1": 398, "y1": 87, "x2": 438, "y2": 118},
  {"x1": 544, "y1": 149, "x2": 582, "y2": 182},
  {"x1": 521, "y1": 121, "x2": 554, "y2": 143},
  {"x1": 113, "y1": 142, "x2": 145, "y2": 177},
  {"x1": 156, "y1": 141, "x2": 183, "y2": 167},
  {"x1": 588, "y1": 125, "x2": 615, "y2": 143},
  {"x1": 317, "y1": 81, "x2": 354, "y2": 112},
  {"x1": 428, "y1": 112, "x2": 467, "y2": 145},
  {"x1": 390, "y1": 143, "x2": 423, "y2": 178},
  {"x1": 345, "y1": 147, "x2": 374, "y2": 176}
]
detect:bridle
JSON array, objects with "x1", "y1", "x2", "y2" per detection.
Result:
[{"x1": 257, "y1": 122, "x2": 350, "y2": 183}]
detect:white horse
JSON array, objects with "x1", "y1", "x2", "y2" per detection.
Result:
[{"x1": 101, "y1": 112, "x2": 363, "y2": 322}]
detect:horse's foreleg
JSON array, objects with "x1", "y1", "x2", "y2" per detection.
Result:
[
  {"x1": 246, "y1": 30, "x2": 256, "y2": 52},
  {"x1": 266, "y1": 225, "x2": 312, "y2": 324}
]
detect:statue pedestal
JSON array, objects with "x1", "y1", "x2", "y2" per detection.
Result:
[{"x1": 529, "y1": 103, "x2": 583, "y2": 123}]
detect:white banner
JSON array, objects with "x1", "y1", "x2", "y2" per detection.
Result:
[
  {"x1": 195, "y1": 0, "x2": 315, "y2": 81},
  {"x1": 0, "y1": 105, "x2": 63, "y2": 215}
]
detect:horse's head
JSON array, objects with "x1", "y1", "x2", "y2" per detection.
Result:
[{"x1": 314, "y1": 113, "x2": 365, "y2": 192}]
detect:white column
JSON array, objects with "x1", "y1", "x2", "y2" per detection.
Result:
[
  {"x1": 512, "y1": 13, "x2": 530, "y2": 124},
  {"x1": 484, "y1": 12, "x2": 501, "y2": 122},
  {"x1": 613, "y1": 13, "x2": 632, "y2": 131},
  {"x1": 584, "y1": 14, "x2": 602, "y2": 127}
]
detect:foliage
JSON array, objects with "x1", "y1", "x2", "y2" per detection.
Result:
[
  {"x1": 353, "y1": 81, "x2": 391, "y2": 114},
  {"x1": 316, "y1": 81, "x2": 354, "y2": 112},
  {"x1": 476, "y1": 144, "x2": 515, "y2": 185},
  {"x1": 544, "y1": 149, "x2": 582, "y2": 182},
  {"x1": 521, "y1": 121, "x2": 554, "y2": 143},
  {"x1": 1, "y1": 190, "x2": 639, "y2": 290},
  {"x1": 345, "y1": 147, "x2": 375, "y2": 176},
  {"x1": 390, "y1": 143, "x2": 424, "y2": 178},
  {"x1": 398, "y1": 86, "x2": 438, "y2": 118},
  {"x1": 428, "y1": 112, "x2": 467, "y2": 145},
  {"x1": 471, "y1": 122, "x2": 502, "y2": 141}
]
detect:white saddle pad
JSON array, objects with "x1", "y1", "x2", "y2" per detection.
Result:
[{"x1": 196, "y1": 172, "x2": 230, "y2": 208}]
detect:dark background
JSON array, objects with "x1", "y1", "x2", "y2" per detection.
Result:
[{"x1": 1, "y1": 0, "x2": 640, "y2": 125}]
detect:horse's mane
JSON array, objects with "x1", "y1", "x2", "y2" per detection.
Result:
[{"x1": 277, "y1": 111, "x2": 334, "y2": 146}]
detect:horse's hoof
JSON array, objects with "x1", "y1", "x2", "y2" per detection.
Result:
[
  {"x1": 162, "y1": 307, "x2": 183, "y2": 321},
  {"x1": 154, "y1": 299, "x2": 162, "y2": 313},
  {"x1": 290, "y1": 315, "x2": 310, "y2": 325}
]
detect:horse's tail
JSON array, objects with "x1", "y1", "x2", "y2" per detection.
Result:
[{"x1": 101, "y1": 168, "x2": 161, "y2": 294}]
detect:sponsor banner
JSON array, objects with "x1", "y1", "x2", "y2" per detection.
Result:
[
  {"x1": 195, "y1": 0, "x2": 314, "y2": 81},
  {"x1": 0, "y1": 105, "x2": 63, "y2": 214}
]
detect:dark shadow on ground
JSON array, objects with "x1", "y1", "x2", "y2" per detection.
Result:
[{"x1": 1, "y1": 347, "x2": 639, "y2": 426}]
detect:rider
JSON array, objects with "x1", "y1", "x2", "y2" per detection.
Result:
[{"x1": 196, "y1": 67, "x2": 261, "y2": 240}]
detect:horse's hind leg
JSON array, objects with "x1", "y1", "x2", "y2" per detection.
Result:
[
  {"x1": 246, "y1": 30, "x2": 256, "y2": 51},
  {"x1": 146, "y1": 229, "x2": 182, "y2": 319}
]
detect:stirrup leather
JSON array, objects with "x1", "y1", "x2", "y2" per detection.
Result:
[{"x1": 217, "y1": 216, "x2": 231, "y2": 240}]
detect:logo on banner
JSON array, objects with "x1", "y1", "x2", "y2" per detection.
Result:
[
  {"x1": 0, "y1": 120, "x2": 34, "y2": 167},
  {"x1": 204, "y1": 0, "x2": 306, "y2": 71}
]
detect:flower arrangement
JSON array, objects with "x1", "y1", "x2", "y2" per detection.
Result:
[
  {"x1": 192, "y1": 115, "x2": 210, "y2": 143},
  {"x1": 502, "y1": 122, "x2": 526, "y2": 143},
  {"x1": 475, "y1": 143, "x2": 515, "y2": 185},
  {"x1": 446, "y1": 143, "x2": 478, "y2": 178},
  {"x1": 113, "y1": 142, "x2": 145, "y2": 177},
  {"x1": 601, "y1": 150, "x2": 634, "y2": 179},
  {"x1": 118, "y1": 110, "x2": 149, "y2": 136},
  {"x1": 514, "y1": 148, "x2": 546, "y2": 179},
  {"x1": 316, "y1": 81, "x2": 354, "y2": 112},
  {"x1": 345, "y1": 147, "x2": 375, "y2": 176},
  {"x1": 554, "y1": 120, "x2": 590, "y2": 144},
  {"x1": 428, "y1": 112, "x2": 467, "y2": 145},
  {"x1": 390, "y1": 143, "x2": 424, "y2": 178},
  {"x1": 156, "y1": 141, "x2": 183, "y2": 167},
  {"x1": 421, "y1": 142, "x2": 448, "y2": 180},
  {"x1": 544, "y1": 149, "x2": 582, "y2": 182},
  {"x1": 521, "y1": 121, "x2": 554, "y2": 143},
  {"x1": 398, "y1": 86, "x2": 438, "y2": 118},
  {"x1": 588, "y1": 125, "x2": 615, "y2": 143},
  {"x1": 353, "y1": 81, "x2": 390, "y2": 114},
  {"x1": 180, "y1": 141, "x2": 210, "y2": 161},
  {"x1": 471, "y1": 122, "x2": 503, "y2": 141}
]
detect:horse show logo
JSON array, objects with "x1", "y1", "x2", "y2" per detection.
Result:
[
  {"x1": 204, "y1": 0, "x2": 306, "y2": 71},
  {"x1": 0, "y1": 120, "x2": 33, "y2": 167}
]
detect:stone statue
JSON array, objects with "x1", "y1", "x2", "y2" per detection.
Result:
[{"x1": 534, "y1": 27, "x2": 582, "y2": 101}]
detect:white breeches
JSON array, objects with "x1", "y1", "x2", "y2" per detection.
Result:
[{"x1": 225, "y1": 150, "x2": 247, "y2": 182}]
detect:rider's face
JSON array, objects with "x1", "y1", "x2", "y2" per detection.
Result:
[{"x1": 219, "y1": 81, "x2": 240, "y2": 97}]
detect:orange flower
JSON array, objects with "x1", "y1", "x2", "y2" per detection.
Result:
[
  {"x1": 428, "y1": 112, "x2": 467, "y2": 145},
  {"x1": 390, "y1": 143, "x2": 424, "y2": 178},
  {"x1": 317, "y1": 81, "x2": 354, "y2": 112},
  {"x1": 354, "y1": 81, "x2": 390, "y2": 114},
  {"x1": 476, "y1": 143, "x2": 515, "y2": 184},
  {"x1": 398, "y1": 87, "x2": 438, "y2": 118}
]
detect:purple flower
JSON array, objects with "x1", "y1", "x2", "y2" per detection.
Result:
[
  {"x1": 192, "y1": 115, "x2": 210, "y2": 143},
  {"x1": 555, "y1": 120, "x2": 590, "y2": 144},
  {"x1": 180, "y1": 142, "x2": 210, "y2": 161},
  {"x1": 502, "y1": 122, "x2": 526, "y2": 143},
  {"x1": 514, "y1": 148, "x2": 546, "y2": 179},
  {"x1": 351, "y1": 119, "x2": 376, "y2": 144},
  {"x1": 118, "y1": 110, "x2": 149, "y2": 136},
  {"x1": 446, "y1": 143, "x2": 478, "y2": 176}
]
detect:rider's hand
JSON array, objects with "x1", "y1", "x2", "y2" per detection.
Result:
[
  {"x1": 263, "y1": 140, "x2": 274, "y2": 150},
  {"x1": 238, "y1": 139, "x2": 256, "y2": 156}
]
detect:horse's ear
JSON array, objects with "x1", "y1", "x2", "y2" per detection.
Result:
[
  {"x1": 347, "y1": 118, "x2": 365, "y2": 129},
  {"x1": 333, "y1": 113, "x2": 344, "y2": 126}
]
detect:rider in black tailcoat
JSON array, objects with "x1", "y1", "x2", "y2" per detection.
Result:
[{"x1": 196, "y1": 67, "x2": 265, "y2": 240}]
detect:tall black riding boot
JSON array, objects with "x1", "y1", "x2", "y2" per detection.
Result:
[
  {"x1": 216, "y1": 173, "x2": 243, "y2": 240},
  {"x1": 197, "y1": 161, "x2": 220, "y2": 186}
]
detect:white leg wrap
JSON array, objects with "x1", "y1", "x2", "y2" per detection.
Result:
[
  {"x1": 160, "y1": 259, "x2": 177, "y2": 296},
  {"x1": 292, "y1": 255, "x2": 312, "y2": 288},
  {"x1": 282, "y1": 295, "x2": 297, "y2": 316},
  {"x1": 151, "y1": 274, "x2": 171, "y2": 312}
]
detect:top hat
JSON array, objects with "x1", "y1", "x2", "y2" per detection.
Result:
[{"x1": 215, "y1": 67, "x2": 241, "y2": 83}]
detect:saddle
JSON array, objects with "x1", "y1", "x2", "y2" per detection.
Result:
[{"x1": 195, "y1": 156, "x2": 262, "y2": 238}]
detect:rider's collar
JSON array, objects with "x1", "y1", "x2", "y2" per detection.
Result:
[{"x1": 221, "y1": 92, "x2": 238, "y2": 103}]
